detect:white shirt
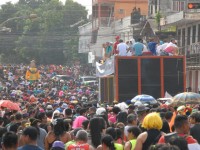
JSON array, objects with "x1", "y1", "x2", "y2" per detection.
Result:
[{"x1": 117, "y1": 43, "x2": 128, "y2": 56}]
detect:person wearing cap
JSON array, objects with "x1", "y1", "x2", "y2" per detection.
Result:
[
  {"x1": 18, "y1": 126, "x2": 43, "y2": 150},
  {"x1": 113, "y1": 36, "x2": 120, "y2": 55},
  {"x1": 30, "y1": 118, "x2": 47, "y2": 149},
  {"x1": 68, "y1": 130, "x2": 94, "y2": 150},
  {"x1": 124, "y1": 114, "x2": 138, "y2": 138},
  {"x1": 136, "y1": 105, "x2": 149, "y2": 131}
]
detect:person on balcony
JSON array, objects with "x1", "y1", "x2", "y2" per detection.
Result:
[
  {"x1": 113, "y1": 36, "x2": 120, "y2": 55},
  {"x1": 117, "y1": 39, "x2": 129, "y2": 56}
]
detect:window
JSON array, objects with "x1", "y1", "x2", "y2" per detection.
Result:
[
  {"x1": 198, "y1": 24, "x2": 200, "y2": 42},
  {"x1": 192, "y1": 25, "x2": 196, "y2": 43},
  {"x1": 187, "y1": 27, "x2": 191, "y2": 45},
  {"x1": 173, "y1": 1, "x2": 185, "y2": 11},
  {"x1": 182, "y1": 28, "x2": 185, "y2": 47}
]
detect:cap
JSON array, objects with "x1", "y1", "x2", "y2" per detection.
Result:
[
  {"x1": 136, "y1": 105, "x2": 149, "y2": 113},
  {"x1": 52, "y1": 141, "x2": 65, "y2": 149},
  {"x1": 46, "y1": 105, "x2": 53, "y2": 110},
  {"x1": 115, "y1": 36, "x2": 120, "y2": 39},
  {"x1": 61, "y1": 103, "x2": 68, "y2": 109}
]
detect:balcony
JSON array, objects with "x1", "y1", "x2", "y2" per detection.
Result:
[{"x1": 161, "y1": 11, "x2": 200, "y2": 26}]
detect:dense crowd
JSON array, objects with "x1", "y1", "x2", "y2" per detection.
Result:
[
  {"x1": 102, "y1": 36, "x2": 179, "y2": 61},
  {"x1": 0, "y1": 64, "x2": 200, "y2": 150}
]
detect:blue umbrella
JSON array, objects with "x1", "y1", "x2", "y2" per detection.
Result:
[{"x1": 131, "y1": 94, "x2": 157, "y2": 105}]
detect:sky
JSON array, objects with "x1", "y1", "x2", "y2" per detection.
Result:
[{"x1": 0, "y1": 0, "x2": 92, "y2": 14}]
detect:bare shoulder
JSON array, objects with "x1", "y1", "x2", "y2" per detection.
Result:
[{"x1": 137, "y1": 131, "x2": 148, "y2": 143}]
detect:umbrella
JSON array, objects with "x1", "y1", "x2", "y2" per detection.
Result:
[
  {"x1": 131, "y1": 94, "x2": 157, "y2": 105},
  {"x1": 0, "y1": 100, "x2": 21, "y2": 111},
  {"x1": 172, "y1": 92, "x2": 200, "y2": 106}
]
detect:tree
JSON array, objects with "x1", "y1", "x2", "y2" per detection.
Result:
[
  {"x1": 0, "y1": 0, "x2": 88, "y2": 64},
  {"x1": 155, "y1": 11, "x2": 162, "y2": 31}
]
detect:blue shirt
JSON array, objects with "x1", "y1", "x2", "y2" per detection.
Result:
[
  {"x1": 18, "y1": 145, "x2": 43, "y2": 150},
  {"x1": 148, "y1": 42, "x2": 157, "y2": 55},
  {"x1": 133, "y1": 42, "x2": 143, "y2": 56}
]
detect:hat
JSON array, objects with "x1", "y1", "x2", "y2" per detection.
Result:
[
  {"x1": 115, "y1": 36, "x2": 120, "y2": 39},
  {"x1": 136, "y1": 105, "x2": 149, "y2": 113},
  {"x1": 128, "y1": 104, "x2": 135, "y2": 110},
  {"x1": 52, "y1": 141, "x2": 65, "y2": 149},
  {"x1": 47, "y1": 105, "x2": 53, "y2": 110},
  {"x1": 96, "y1": 107, "x2": 106, "y2": 115},
  {"x1": 177, "y1": 105, "x2": 185, "y2": 112},
  {"x1": 134, "y1": 101, "x2": 142, "y2": 106},
  {"x1": 61, "y1": 103, "x2": 68, "y2": 109},
  {"x1": 29, "y1": 118, "x2": 40, "y2": 126}
]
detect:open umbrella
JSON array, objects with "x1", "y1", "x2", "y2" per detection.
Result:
[
  {"x1": 0, "y1": 100, "x2": 21, "y2": 111},
  {"x1": 172, "y1": 92, "x2": 200, "y2": 106},
  {"x1": 131, "y1": 94, "x2": 157, "y2": 105}
]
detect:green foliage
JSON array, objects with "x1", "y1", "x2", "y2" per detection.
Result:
[{"x1": 0, "y1": 0, "x2": 88, "y2": 64}]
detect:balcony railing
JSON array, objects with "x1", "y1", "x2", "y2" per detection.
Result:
[{"x1": 93, "y1": 17, "x2": 115, "y2": 28}]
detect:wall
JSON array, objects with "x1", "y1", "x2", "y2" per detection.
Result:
[{"x1": 114, "y1": 1, "x2": 148, "y2": 20}]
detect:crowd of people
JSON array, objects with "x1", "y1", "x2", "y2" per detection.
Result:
[
  {"x1": 102, "y1": 36, "x2": 179, "y2": 61},
  {"x1": 0, "y1": 63, "x2": 199, "y2": 150}
]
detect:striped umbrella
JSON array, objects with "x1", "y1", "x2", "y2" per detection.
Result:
[
  {"x1": 131, "y1": 94, "x2": 157, "y2": 105},
  {"x1": 172, "y1": 92, "x2": 200, "y2": 106}
]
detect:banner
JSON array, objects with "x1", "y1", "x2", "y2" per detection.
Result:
[{"x1": 96, "y1": 56, "x2": 114, "y2": 77}]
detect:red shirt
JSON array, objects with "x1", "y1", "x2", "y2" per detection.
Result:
[
  {"x1": 68, "y1": 142, "x2": 89, "y2": 150},
  {"x1": 113, "y1": 41, "x2": 119, "y2": 54},
  {"x1": 158, "y1": 133, "x2": 197, "y2": 144}
]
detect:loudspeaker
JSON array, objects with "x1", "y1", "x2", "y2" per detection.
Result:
[{"x1": 100, "y1": 76, "x2": 114, "y2": 104}]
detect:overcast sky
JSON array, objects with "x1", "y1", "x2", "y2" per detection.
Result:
[{"x1": 0, "y1": 0, "x2": 92, "y2": 14}]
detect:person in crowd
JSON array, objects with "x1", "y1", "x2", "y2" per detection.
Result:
[
  {"x1": 169, "y1": 136, "x2": 189, "y2": 150},
  {"x1": 105, "y1": 42, "x2": 113, "y2": 59},
  {"x1": 45, "y1": 118, "x2": 71, "y2": 150},
  {"x1": 18, "y1": 126, "x2": 43, "y2": 150},
  {"x1": 100, "y1": 134, "x2": 116, "y2": 150},
  {"x1": 72, "y1": 108, "x2": 88, "y2": 129},
  {"x1": 113, "y1": 36, "x2": 120, "y2": 55},
  {"x1": 125, "y1": 126, "x2": 141, "y2": 150},
  {"x1": 116, "y1": 111, "x2": 127, "y2": 125},
  {"x1": 68, "y1": 130, "x2": 94, "y2": 150},
  {"x1": 164, "y1": 38, "x2": 179, "y2": 56},
  {"x1": 108, "y1": 106, "x2": 121, "y2": 126},
  {"x1": 88, "y1": 117, "x2": 106, "y2": 148},
  {"x1": 124, "y1": 114, "x2": 137, "y2": 138},
  {"x1": 117, "y1": 39, "x2": 129, "y2": 56},
  {"x1": 133, "y1": 38, "x2": 144, "y2": 56},
  {"x1": 136, "y1": 105, "x2": 149, "y2": 132},
  {"x1": 65, "y1": 128, "x2": 82, "y2": 149},
  {"x1": 88, "y1": 106, "x2": 97, "y2": 119},
  {"x1": 29, "y1": 118, "x2": 47, "y2": 149},
  {"x1": 37, "y1": 112, "x2": 48, "y2": 132},
  {"x1": 148, "y1": 144, "x2": 180, "y2": 150},
  {"x1": 1, "y1": 132, "x2": 18, "y2": 150},
  {"x1": 189, "y1": 112, "x2": 200, "y2": 144},
  {"x1": 134, "y1": 112, "x2": 163, "y2": 150},
  {"x1": 9, "y1": 113, "x2": 22, "y2": 133},
  {"x1": 158, "y1": 115, "x2": 200, "y2": 150},
  {"x1": 106, "y1": 127, "x2": 123, "y2": 150},
  {"x1": 147, "y1": 38, "x2": 157, "y2": 55}
]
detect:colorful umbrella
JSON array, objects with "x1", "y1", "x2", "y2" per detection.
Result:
[
  {"x1": 0, "y1": 100, "x2": 21, "y2": 111},
  {"x1": 172, "y1": 92, "x2": 200, "y2": 106},
  {"x1": 131, "y1": 94, "x2": 157, "y2": 105}
]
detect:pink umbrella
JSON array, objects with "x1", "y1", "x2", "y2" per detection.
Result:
[{"x1": 0, "y1": 100, "x2": 21, "y2": 111}]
